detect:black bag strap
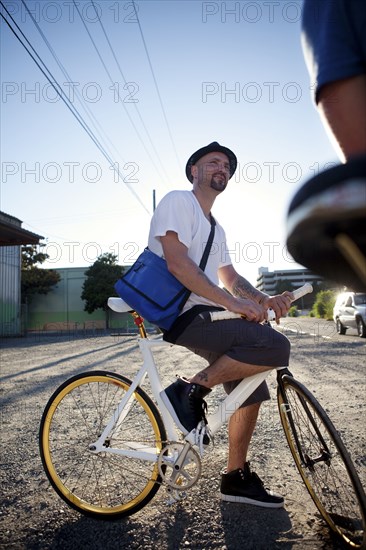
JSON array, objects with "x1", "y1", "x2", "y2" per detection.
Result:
[
  {"x1": 177, "y1": 214, "x2": 216, "y2": 310},
  {"x1": 198, "y1": 214, "x2": 216, "y2": 271}
]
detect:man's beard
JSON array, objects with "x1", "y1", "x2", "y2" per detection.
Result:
[{"x1": 210, "y1": 175, "x2": 227, "y2": 192}]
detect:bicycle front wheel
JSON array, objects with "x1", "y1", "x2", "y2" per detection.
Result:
[
  {"x1": 40, "y1": 371, "x2": 167, "y2": 519},
  {"x1": 278, "y1": 375, "x2": 366, "y2": 549}
]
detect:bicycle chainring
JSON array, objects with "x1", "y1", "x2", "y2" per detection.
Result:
[{"x1": 157, "y1": 442, "x2": 201, "y2": 490}]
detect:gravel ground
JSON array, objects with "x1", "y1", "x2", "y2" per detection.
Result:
[{"x1": 0, "y1": 317, "x2": 365, "y2": 550}]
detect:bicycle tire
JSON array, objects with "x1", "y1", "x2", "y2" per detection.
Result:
[
  {"x1": 40, "y1": 371, "x2": 167, "y2": 519},
  {"x1": 278, "y1": 375, "x2": 366, "y2": 549}
]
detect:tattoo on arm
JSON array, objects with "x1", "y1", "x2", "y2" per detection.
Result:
[
  {"x1": 197, "y1": 372, "x2": 209, "y2": 383},
  {"x1": 232, "y1": 275, "x2": 263, "y2": 302}
]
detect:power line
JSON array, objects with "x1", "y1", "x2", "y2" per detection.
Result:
[
  {"x1": 132, "y1": 0, "x2": 182, "y2": 172},
  {"x1": 0, "y1": 3, "x2": 89, "y2": 140},
  {"x1": 90, "y1": 0, "x2": 170, "y2": 186},
  {"x1": 19, "y1": 0, "x2": 125, "y2": 170},
  {"x1": 73, "y1": 0, "x2": 168, "y2": 187},
  {"x1": 0, "y1": 0, "x2": 151, "y2": 215}
]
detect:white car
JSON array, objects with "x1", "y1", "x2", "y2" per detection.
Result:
[{"x1": 333, "y1": 292, "x2": 366, "y2": 338}]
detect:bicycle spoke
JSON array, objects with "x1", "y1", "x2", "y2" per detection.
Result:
[
  {"x1": 279, "y1": 379, "x2": 366, "y2": 548},
  {"x1": 40, "y1": 373, "x2": 166, "y2": 518}
]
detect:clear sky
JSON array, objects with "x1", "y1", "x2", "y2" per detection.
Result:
[{"x1": 0, "y1": 0, "x2": 338, "y2": 285}]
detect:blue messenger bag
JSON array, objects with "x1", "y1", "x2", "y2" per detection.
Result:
[{"x1": 114, "y1": 217, "x2": 215, "y2": 330}]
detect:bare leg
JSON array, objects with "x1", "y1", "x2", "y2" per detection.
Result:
[
  {"x1": 189, "y1": 354, "x2": 273, "y2": 388},
  {"x1": 227, "y1": 403, "x2": 261, "y2": 472},
  {"x1": 189, "y1": 355, "x2": 269, "y2": 472},
  {"x1": 318, "y1": 74, "x2": 366, "y2": 162}
]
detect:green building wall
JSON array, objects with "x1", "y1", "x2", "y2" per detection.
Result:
[{"x1": 27, "y1": 267, "x2": 134, "y2": 332}]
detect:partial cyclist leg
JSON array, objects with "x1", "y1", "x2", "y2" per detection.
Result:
[
  {"x1": 189, "y1": 354, "x2": 273, "y2": 388},
  {"x1": 161, "y1": 316, "x2": 290, "y2": 435},
  {"x1": 161, "y1": 354, "x2": 273, "y2": 435},
  {"x1": 318, "y1": 75, "x2": 366, "y2": 162},
  {"x1": 221, "y1": 402, "x2": 284, "y2": 508},
  {"x1": 227, "y1": 402, "x2": 260, "y2": 471}
]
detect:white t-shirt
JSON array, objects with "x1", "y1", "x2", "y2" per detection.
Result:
[{"x1": 148, "y1": 190, "x2": 232, "y2": 312}]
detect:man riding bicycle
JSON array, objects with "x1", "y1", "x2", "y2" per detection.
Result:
[{"x1": 147, "y1": 141, "x2": 292, "y2": 508}]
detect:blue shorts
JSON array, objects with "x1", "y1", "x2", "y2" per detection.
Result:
[{"x1": 302, "y1": 0, "x2": 366, "y2": 103}]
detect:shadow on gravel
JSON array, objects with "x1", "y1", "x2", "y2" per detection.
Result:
[
  {"x1": 24, "y1": 511, "x2": 192, "y2": 550},
  {"x1": 0, "y1": 339, "x2": 139, "y2": 409},
  {"x1": 23, "y1": 508, "x2": 341, "y2": 550},
  {"x1": 219, "y1": 502, "x2": 294, "y2": 548},
  {"x1": 219, "y1": 503, "x2": 343, "y2": 550},
  {"x1": 0, "y1": 338, "x2": 137, "y2": 383}
]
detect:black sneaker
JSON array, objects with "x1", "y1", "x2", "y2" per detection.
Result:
[
  {"x1": 160, "y1": 377, "x2": 211, "y2": 435},
  {"x1": 220, "y1": 462, "x2": 284, "y2": 508}
]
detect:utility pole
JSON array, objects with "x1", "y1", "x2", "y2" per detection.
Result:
[{"x1": 153, "y1": 189, "x2": 156, "y2": 211}]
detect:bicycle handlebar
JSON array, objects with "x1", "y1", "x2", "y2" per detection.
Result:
[
  {"x1": 209, "y1": 282, "x2": 313, "y2": 322},
  {"x1": 291, "y1": 282, "x2": 313, "y2": 301}
]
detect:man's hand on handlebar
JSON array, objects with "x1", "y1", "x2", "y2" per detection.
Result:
[
  {"x1": 261, "y1": 292, "x2": 293, "y2": 324},
  {"x1": 227, "y1": 296, "x2": 268, "y2": 323}
]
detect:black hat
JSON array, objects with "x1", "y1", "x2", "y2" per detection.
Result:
[{"x1": 185, "y1": 141, "x2": 237, "y2": 183}]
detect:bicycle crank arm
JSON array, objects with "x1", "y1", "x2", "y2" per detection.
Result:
[{"x1": 157, "y1": 442, "x2": 202, "y2": 490}]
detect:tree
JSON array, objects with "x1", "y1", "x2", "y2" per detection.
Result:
[
  {"x1": 311, "y1": 290, "x2": 336, "y2": 320},
  {"x1": 81, "y1": 253, "x2": 124, "y2": 326},
  {"x1": 21, "y1": 244, "x2": 60, "y2": 303},
  {"x1": 274, "y1": 279, "x2": 295, "y2": 295}
]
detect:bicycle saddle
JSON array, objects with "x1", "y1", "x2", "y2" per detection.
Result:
[
  {"x1": 108, "y1": 297, "x2": 133, "y2": 313},
  {"x1": 286, "y1": 155, "x2": 366, "y2": 291}
]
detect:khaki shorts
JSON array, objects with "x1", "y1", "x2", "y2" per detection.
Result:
[{"x1": 174, "y1": 313, "x2": 291, "y2": 407}]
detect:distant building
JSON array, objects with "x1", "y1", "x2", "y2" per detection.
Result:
[
  {"x1": 0, "y1": 212, "x2": 140, "y2": 335},
  {"x1": 27, "y1": 266, "x2": 136, "y2": 334},
  {"x1": 0, "y1": 211, "x2": 43, "y2": 336},
  {"x1": 256, "y1": 266, "x2": 324, "y2": 295},
  {"x1": 27, "y1": 267, "x2": 104, "y2": 332}
]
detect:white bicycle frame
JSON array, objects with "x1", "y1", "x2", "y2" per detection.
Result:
[{"x1": 90, "y1": 283, "x2": 313, "y2": 463}]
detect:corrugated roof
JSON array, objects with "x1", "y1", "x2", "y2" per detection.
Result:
[{"x1": 0, "y1": 211, "x2": 43, "y2": 246}]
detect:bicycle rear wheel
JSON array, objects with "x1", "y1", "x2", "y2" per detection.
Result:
[
  {"x1": 278, "y1": 375, "x2": 366, "y2": 549},
  {"x1": 40, "y1": 371, "x2": 167, "y2": 519}
]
